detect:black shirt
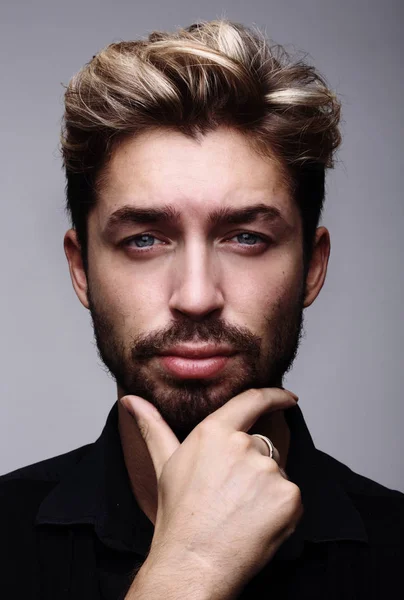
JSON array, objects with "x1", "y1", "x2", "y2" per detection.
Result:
[{"x1": 1, "y1": 401, "x2": 403, "y2": 599}]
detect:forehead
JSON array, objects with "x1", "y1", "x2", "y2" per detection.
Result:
[{"x1": 95, "y1": 127, "x2": 297, "y2": 226}]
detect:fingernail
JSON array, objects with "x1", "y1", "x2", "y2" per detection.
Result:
[
  {"x1": 120, "y1": 395, "x2": 157, "y2": 418},
  {"x1": 120, "y1": 396, "x2": 137, "y2": 418}
]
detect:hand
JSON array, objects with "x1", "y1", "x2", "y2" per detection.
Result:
[{"x1": 121, "y1": 388, "x2": 303, "y2": 593}]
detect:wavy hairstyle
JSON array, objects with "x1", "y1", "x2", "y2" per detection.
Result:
[{"x1": 62, "y1": 19, "x2": 341, "y2": 276}]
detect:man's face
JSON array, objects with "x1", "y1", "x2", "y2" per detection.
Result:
[{"x1": 85, "y1": 127, "x2": 306, "y2": 440}]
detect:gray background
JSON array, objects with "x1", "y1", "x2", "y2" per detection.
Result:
[{"x1": 1, "y1": 0, "x2": 403, "y2": 492}]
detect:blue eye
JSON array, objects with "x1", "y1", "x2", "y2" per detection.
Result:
[
  {"x1": 126, "y1": 234, "x2": 161, "y2": 248},
  {"x1": 121, "y1": 231, "x2": 270, "y2": 255},
  {"x1": 233, "y1": 232, "x2": 265, "y2": 245}
]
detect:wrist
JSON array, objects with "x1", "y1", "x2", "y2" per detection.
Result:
[{"x1": 127, "y1": 544, "x2": 241, "y2": 600}]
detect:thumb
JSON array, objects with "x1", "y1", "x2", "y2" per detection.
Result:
[{"x1": 120, "y1": 395, "x2": 180, "y2": 479}]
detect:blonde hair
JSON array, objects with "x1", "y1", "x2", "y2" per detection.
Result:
[{"x1": 62, "y1": 19, "x2": 341, "y2": 273}]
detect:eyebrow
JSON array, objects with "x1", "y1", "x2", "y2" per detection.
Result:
[{"x1": 103, "y1": 202, "x2": 288, "y2": 235}]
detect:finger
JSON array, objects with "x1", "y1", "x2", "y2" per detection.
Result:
[
  {"x1": 208, "y1": 387, "x2": 298, "y2": 433},
  {"x1": 250, "y1": 436, "x2": 281, "y2": 464},
  {"x1": 120, "y1": 395, "x2": 180, "y2": 479}
]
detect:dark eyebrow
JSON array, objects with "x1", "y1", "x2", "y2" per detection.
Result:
[
  {"x1": 103, "y1": 205, "x2": 181, "y2": 235},
  {"x1": 103, "y1": 202, "x2": 287, "y2": 235},
  {"x1": 207, "y1": 203, "x2": 285, "y2": 226}
]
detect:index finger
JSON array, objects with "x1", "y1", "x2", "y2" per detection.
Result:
[{"x1": 205, "y1": 388, "x2": 297, "y2": 433}]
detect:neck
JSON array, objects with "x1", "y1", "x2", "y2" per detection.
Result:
[{"x1": 117, "y1": 388, "x2": 291, "y2": 526}]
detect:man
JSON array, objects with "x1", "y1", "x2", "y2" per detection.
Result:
[{"x1": 1, "y1": 19, "x2": 403, "y2": 599}]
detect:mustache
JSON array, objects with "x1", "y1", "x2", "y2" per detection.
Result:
[{"x1": 131, "y1": 316, "x2": 262, "y2": 360}]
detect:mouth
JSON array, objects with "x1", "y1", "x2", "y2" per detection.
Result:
[{"x1": 158, "y1": 344, "x2": 238, "y2": 379}]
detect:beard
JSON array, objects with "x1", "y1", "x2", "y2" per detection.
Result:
[{"x1": 87, "y1": 279, "x2": 306, "y2": 442}]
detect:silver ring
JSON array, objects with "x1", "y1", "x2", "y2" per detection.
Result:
[{"x1": 251, "y1": 434, "x2": 274, "y2": 459}]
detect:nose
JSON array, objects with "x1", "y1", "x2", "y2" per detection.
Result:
[{"x1": 168, "y1": 240, "x2": 225, "y2": 320}]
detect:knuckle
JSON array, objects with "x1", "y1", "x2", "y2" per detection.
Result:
[
  {"x1": 231, "y1": 432, "x2": 252, "y2": 453},
  {"x1": 285, "y1": 482, "x2": 303, "y2": 505},
  {"x1": 255, "y1": 455, "x2": 279, "y2": 473},
  {"x1": 150, "y1": 408, "x2": 164, "y2": 423},
  {"x1": 196, "y1": 418, "x2": 220, "y2": 439},
  {"x1": 246, "y1": 388, "x2": 264, "y2": 403},
  {"x1": 266, "y1": 457, "x2": 280, "y2": 473},
  {"x1": 137, "y1": 419, "x2": 151, "y2": 443}
]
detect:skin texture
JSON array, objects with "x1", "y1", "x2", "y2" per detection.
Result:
[{"x1": 64, "y1": 126, "x2": 330, "y2": 527}]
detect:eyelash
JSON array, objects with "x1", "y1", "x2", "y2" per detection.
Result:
[{"x1": 121, "y1": 232, "x2": 271, "y2": 253}]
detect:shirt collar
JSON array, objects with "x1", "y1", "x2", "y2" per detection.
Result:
[
  {"x1": 35, "y1": 400, "x2": 368, "y2": 558},
  {"x1": 35, "y1": 400, "x2": 154, "y2": 555},
  {"x1": 282, "y1": 403, "x2": 368, "y2": 553}
]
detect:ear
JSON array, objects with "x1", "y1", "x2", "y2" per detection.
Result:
[
  {"x1": 303, "y1": 226, "x2": 331, "y2": 308},
  {"x1": 63, "y1": 229, "x2": 90, "y2": 309}
]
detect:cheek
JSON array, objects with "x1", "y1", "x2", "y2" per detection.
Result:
[
  {"x1": 107, "y1": 272, "x2": 169, "y2": 334},
  {"x1": 250, "y1": 287, "x2": 293, "y2": 336},
  {"x1": 224, "y1": 257, "x2": 300, "y2": 327}
]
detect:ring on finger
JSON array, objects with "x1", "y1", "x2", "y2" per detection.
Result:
[{"x1": 251, "y1": 433, "x2": 275, "y2": 459}]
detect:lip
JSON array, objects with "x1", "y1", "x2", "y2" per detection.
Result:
[
  {"x1": 159, "y1": 355, "x2": 233, "y2": 379},
  {"x1": 158, "y1": 344, "x2": 238, "y2": 379},
  {"x1": 159, "y1": 344, "x2": 237, "y2": 359}
]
